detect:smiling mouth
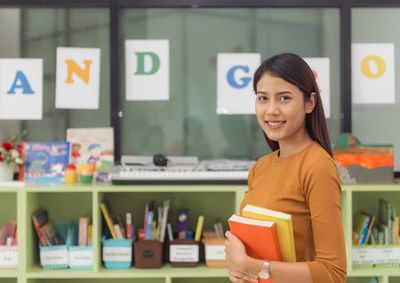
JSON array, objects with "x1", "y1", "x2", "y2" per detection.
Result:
[
  {"x1": 265, "y1": 121, "x2": 286, "y2": 128},
  {"x1": 266, "y1": 121, "x2": 286, "y2": 126}
]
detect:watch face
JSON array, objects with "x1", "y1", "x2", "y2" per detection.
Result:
[{"x1": 259, "y1": 270, "x2": 270, "y2": 279}]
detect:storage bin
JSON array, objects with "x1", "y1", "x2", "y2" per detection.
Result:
[
  {"x1": 0, "y1": 245, "x2": 18, "y2": 269},
  {"x1": 203, "y1": 238, "x2": 227, "y2": 267},
  {"x1": 39, "y1": 245, "x2": 69, "y2": 269},
  {"x1": 352, "y1": 245, "x2": 400, "y2": 267},
  {"x1": 68, "y1": 245, "x2": 93, "y2": 269},
  {"x1": 169, "y1": 239, "x2": 199, "y2": 267},
  {"x1": 134, "y1": 240, "x2": 163, "y2": 268},
  {"x1": 102, "y1": 239, "x2": 133, "y2": 269}
]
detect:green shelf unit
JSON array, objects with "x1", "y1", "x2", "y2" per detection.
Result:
[
  {"x1": 0, "y1": 189, "x2": 17, "y2": 230},
  {"x1": 1, "y1": 183, "x2": 400, "y2": 282},
  {"x1": 27, "y1": 280, "x2": 164, "y2": 283},
  {"x1": 344, "y1": 185, "x2": 400, "y2": 283},
  {"x1": 0, "y1": 269, "x2": 17, "y2": 279},
  {"x1": 346, "y1": 277, "x2": 382, "y2": 283},
  {"x1": 0, "y1": 184, "x2": 243, "y2": 283},
  {"x1": 25, "y1": 190, "x2": 94, "y2": 273},
  {"x1": 0, "y1": 189, "x2": 18, "y2": 281},
  {"x1": 99, "y1": 189, "x2": 236, "y2": 236},
  {"x1": 172, "y1": 278, "x2": 230, "y2": 283}
]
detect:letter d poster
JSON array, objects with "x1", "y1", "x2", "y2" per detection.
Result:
[{"x1": 125, "y1": 40, "x2": 169, "y2": 101}]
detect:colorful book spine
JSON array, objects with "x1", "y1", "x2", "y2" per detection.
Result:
[{"x1": 100, "y1": 203, "x2": 117, "y2": 239}]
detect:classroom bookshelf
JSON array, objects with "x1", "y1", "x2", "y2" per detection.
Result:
[{"x1": 0, "y1": 183, "x2": 399, "y2": 283}]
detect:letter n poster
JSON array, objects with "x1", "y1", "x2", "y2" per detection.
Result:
[{"x1": 55, "y1": 47, "x2": 101, "y2": 109}]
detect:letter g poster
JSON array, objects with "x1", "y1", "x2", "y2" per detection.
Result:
[{"x1": 217, "y1": 53, "x2": 260, "y2": 115}]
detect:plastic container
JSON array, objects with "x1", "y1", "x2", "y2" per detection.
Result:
[{"x1": 102, "y1": 239, "x2": 133, "y2": 269}]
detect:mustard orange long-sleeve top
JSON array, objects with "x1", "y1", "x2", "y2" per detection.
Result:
[{"x1": 240, "y1": 142, "x2": 347, "y2": 283}]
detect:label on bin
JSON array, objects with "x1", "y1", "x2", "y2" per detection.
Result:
[
  {"x1": 170, "y1": 245, "x2": 199, "y2": 262},
  {"x1": 205, "y1": 245, "x2": 226, "y2": 260},
  {"x1": 0, "y1": 246, "x2": 18, "y2": 268},
  {"x1": 103, "y1": 247, "x2": 132, "y2": 262},
  {"x1": 69, "y1": 249, "x2": 93, "y2": 267},
  {"x1": 40, "y1": 248, "x2": 68, "y2": 266}
]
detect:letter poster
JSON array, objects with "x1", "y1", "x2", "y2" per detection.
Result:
[
  {"x1": 125, "y1": 40, "x2": 169, "y2": 101},
  {"x1": 352, "y1": 43, "x2": 395, "y2": 104},
  {"x1": 303, "y1": 57, "x2": 331, "y2": 118},
  {"x1": 0, "y1": 59, "x2": 43, "y2": 120},
  {"x1": 217, "y1": 53, "x2": 260, "y2": 115},
  {"x1": 55, "y1": 47, "x2": 101, "y2": 109}
]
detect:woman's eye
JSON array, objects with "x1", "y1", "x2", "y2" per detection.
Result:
[
  {"x1": 258, "y1": 96, "x2": 268, "y2": 102},
  {"x1": 279, "y1": 96, "x2": 291, "y2": 102}
]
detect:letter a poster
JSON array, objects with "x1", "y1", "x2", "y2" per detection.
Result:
[
  {"x1": 0, "y1": 59, "x2": 43, "y2": 120},
  {"x1": 125, "y1": 40, "x2": 169, "y2": 101},
  {"x1": 55, "y1": 47, "x2": 101, "y2": 109}
]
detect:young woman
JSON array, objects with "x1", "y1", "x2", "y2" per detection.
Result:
[{"x1": 224, "y1": 53, "x2": 346, "y2": 283}]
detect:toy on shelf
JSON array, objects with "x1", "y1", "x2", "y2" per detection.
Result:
[{"x1": 333, "y1": 133, "x2": 394, "y2": 184}]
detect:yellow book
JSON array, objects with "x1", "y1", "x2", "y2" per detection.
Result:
[
  {"x1": 88, "y1": 224, "x2": 93, "y2": 246},
  {"x1": 100, "y1": 202, "x2": 117, "y2": 239},
  {"x1": 194, "y1": 215, "x2": 204, "y2": 241},
  {"x1": 242, "y1": 204, "x2": 296, "y2": 262}
]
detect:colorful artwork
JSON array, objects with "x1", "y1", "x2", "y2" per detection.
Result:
[
  {"x1": 333, "y1": 133, "x2": 393, "y2": 184},
  {"x1": 24, "y1": 141, "x2": 70, "y2": 184},
  {"x1": 66, "y1": 128, "x2": 114, "y2": 180}
]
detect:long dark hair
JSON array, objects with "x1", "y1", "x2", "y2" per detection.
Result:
[{"x1": 253, "y1": 53, "x2": 333, "y2": 157}]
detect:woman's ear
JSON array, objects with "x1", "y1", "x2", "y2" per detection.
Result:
[{"x1": 305, "y1": 92, "x2": 317, "y2": 113}]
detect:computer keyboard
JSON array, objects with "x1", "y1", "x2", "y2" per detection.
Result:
[{"x1": 111, "y1": 168, "x2": 249, "y2": 184}]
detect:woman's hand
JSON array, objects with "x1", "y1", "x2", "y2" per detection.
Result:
[{"x1": 225, "y1": 231, "x2": 258, "y2": 283}]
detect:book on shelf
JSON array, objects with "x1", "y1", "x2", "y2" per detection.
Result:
[
  {"x1": 100, "y1": 201, "x2": 117, "y2": 239},
  {"x1": 242, "y1": 204, "x2": 296, "y2": 262},
  {"x1": 79, "y1": 217, "x2": 89, "y2": 246},
  {"x1": 31, "y1": 207, "x2": 64, "y2": 246},
  {"x1": 354, "y1": 211, "x2": 372, "y2": 245},
  {"x1": 66, "y1": 128, "x2": 114, "y2": 181},
  {"x1": 228, "y1": 214, "x2": 282, "y2": 269},
  {"x1": 23, "y1": 141, "x2": 70, "y2": 184},
  {"x1": 0, "y1": 221, "x2": 17, "y2": 246}
]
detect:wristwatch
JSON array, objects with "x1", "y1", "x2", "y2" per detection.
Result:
[{"x1": 258, "y1": 261, "x2": 271, "y2": 279}]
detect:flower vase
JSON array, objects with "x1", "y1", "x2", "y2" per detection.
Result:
[{"x1": 0, "y1": 163, "x2": 14, "y2": 182}]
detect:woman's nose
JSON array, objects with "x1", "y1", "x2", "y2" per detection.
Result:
[{"x1": 267, "y1": 102, "x2": 280, "y2": 116}]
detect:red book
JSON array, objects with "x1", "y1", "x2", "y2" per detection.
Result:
[
  {"x1": 228, "y1": 214, "x2": 282, "y2": 283},
  {"x1": 31, "y1": 215, "x2": 48, "y2": 247}
]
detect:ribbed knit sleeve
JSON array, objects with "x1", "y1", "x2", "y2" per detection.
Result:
[{"x1": 303, "y1": 157, "x2": 347, "y2": 283}]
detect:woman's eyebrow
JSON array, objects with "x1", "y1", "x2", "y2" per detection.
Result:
[
  {"x1": 256, "y1": 91, "x2": 292, "y2": 95},
  {"x1": 276, "y1": 91, "x2": 292, "y2": 95}
]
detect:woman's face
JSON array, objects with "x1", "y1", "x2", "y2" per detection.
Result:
[{"x1": 255, "y1": 73, "x2": 315, "y2": 144}]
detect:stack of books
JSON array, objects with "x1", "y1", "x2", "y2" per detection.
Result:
[{"x1": 228, "y1": 204, "x2": 296, "y2": 266}]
